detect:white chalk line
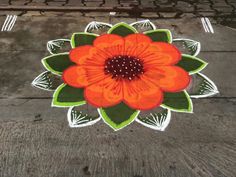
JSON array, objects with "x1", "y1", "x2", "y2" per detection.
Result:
[
  {"x1": 201, "y1": 17, "x2": 214, "y2": 33},
  {"x1": 2, "y1": 15, "x2": 12, "y2": 31},
  {"x1": 1, "y1": 15, "x2": 17, "y2": 32},
  {"x1": 1, "y1": 15, "x2": 10, "y2": 31},
  {"x1": 205, "y1": 17, "x2": 214, "y2": 33},
  {"x1": 7, "y1": 15, "x2": 17, "y2": 31},
  {"x1": 201, "y1": 17, "x2": 209, "y2": 33}
]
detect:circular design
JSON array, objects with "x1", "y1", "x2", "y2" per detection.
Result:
[{"x1": 32, "y1": 21, "x2": 218, "y2": 131}]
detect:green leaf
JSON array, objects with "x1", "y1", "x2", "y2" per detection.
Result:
[
  {"x1": 71, "y1": 32, "x2": 98, "y2": 48},
  {"x1": 108, "y1": 22, "x2": 137, "y2": 37},
  {"x1": 52, "y1": 84, "x2": 86, "y2": 107},
  {"x1": 176, "y1": 54, "x2": 208, "y2": 74},
  {"x1": 161, "y1": 91, "x2": 193, "y2": 113},
  {"x1": 42, "y1": 53, "x2": 74, "y2": 76},
  {"x1": 144, "y1": 29, "x2": 172, "y2": 43},
  {"x1": 98, "y1": 102, "x2": 139, "y2": 131}
]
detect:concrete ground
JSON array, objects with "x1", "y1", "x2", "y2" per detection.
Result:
[{"x1": 0, "y1": 1, "x2": 236, "y2": 177}]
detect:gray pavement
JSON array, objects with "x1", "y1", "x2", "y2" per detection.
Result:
[{"x1": 0, "y1": 4, "x2": 236, "y2": 177}]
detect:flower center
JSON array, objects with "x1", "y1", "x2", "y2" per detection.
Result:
[{"x1": 104, "y1": 55, "x2": 144, "y2": 80}]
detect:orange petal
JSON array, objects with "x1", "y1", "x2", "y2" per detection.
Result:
[
  {"x1": 62, "y1": 65, "x2": 89, "y2": 88},
  {"x1": 124, "y1": 33, "x2": 151, "y2": 56},
  {"x1": 140, "y1": 42, "x2": 181, "y2": 66},
  {"x1": 69, "y1": 45, "x2": 91, "y2": 64},
  {"x1": 123, "y1": 78, "x2": 163, "y2": 110},
  {"x1": 84, "y1": 65, "x2": 108, "y2": 84},
  {"x1": 84, "y1": 78, "x2": 123, "y2": 108},
  {"x1": 144, "y1": 66, "x2": 190, "y2": 92},
  {"x1": 93, "y1": 34, "x2": 124, "y2": 46},
  {"x1": 93, "y1": 34, "x2": 125, "y2": 56},
  {"x1": 125, "y1": 33, "x2": 152, "y2": 43},
  {"x1": 69, "y1": 45, "x2": 106, "y2": 66}
]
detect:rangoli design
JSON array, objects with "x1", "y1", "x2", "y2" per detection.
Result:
[{"x1": 32, "y1": 20, "x2": 219, "y2": 131}]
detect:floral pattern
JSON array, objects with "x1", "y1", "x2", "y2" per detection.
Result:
[{"x1": 32, "y1": 20, "x2": 219, "y2": 131}]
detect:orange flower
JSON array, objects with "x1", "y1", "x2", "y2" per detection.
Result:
[{"x1": 63, "y1": 34, "x2": 190, "y2": 110}]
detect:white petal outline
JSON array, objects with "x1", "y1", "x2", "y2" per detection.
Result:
[
  {"x1": 136, "y1": 109, "x2": 171, "y2": 131},
  {"x1": 130, "y1": 19, "x2": 156, "y2": 31},
  {"x1": 31, "y1": 71, "x2": 54, "y2": 91},
  {"x1": 190, "y1": 73, "x2": 219, "y2": 98},
  {"x1": 173, "y1": 38, "x2": 201, "y2": 56},
  {"x1": 67, "y1": 107, "x2": 101, "y2": 128},
  {"x1": 84, "y1": 21, "x2": 113, "y2": 33},
  {"x1": 47, "y1": 39, "x2": 71, "y2": 55}
]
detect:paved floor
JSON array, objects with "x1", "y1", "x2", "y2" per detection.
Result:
[
  {"x1": 0, "y1": 1, "x2": 236, "y2": 177},
  {"x1": 0, "y1": 0, "x2": 236, "y2": 17}
]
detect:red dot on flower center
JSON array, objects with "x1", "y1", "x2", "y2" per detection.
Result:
[{"x1": 104, "y1": 55, "x2": 144, "y2": 80}]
